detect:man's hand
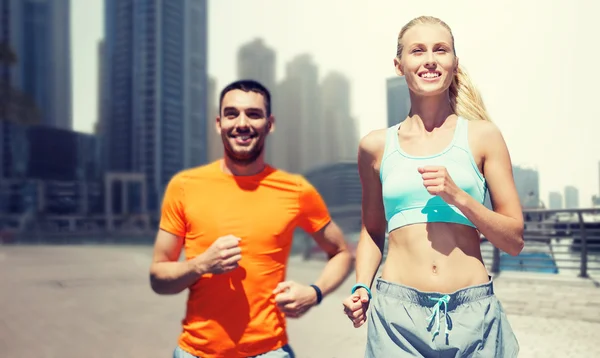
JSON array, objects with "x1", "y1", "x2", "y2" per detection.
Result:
[
  {"x1": 192, "y1": 235, "x2": 242, "y2": 275},
  {"x1": 273, "y1": 281, "x2": 318, "y2": 318}
]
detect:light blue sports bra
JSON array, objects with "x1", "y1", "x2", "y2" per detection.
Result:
[{"x1": 379, "y1": 117, "x2": 487, "y2": 233}]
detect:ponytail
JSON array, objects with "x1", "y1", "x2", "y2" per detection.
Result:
[{"x1": 449, "y1": 64, "x2": 491, "y2": 121}]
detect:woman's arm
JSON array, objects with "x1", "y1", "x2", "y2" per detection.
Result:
[
  {"x1": 355, "y1": 130, "x2": 389, "y2": 289},
  {"x1": 454, "y1": 122, "x2": 524, "y2": 256}
]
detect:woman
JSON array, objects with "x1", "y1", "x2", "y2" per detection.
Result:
[{"x1": 342, "y1": 16, "x2": 523, "y2": 357}]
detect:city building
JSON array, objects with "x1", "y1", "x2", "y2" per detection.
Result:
[
  {"x1": 513, "y1": 165, "x2": 541, "y2": 208},
  {"x1": 386, "y1": 76, "x2": 410, "y2": 128},
  {"x1": 320, "y1": 71, "x2": 359, "y2": 165},
  {"x1": 1, "y1": 0, "x2": 72, "y2": 181},
  {"x1": 102, "y1": 0, "x2": 208, "y2": 211},
  {"x1": 1, "y1": 0, "x2": 72, "y2": 129},
  {"x1": 548, "y1": 191, "x2": 563, "y2": 210},
  {"x1": 0, "y1": 123, "x2": 101, "y2": 216},
  {"x1": 272, "y1": 54, "x2": 321, "y2": 173},
  {"x1": 205, "y1": 76, "x2": 221, "y2": 162},
  {"x1": 564, "y1": 185, "x2": 579, "y2": 209},
  {"x1": 236, "y1": 38, "x2": 276, "y2": 163},
  {"x1": 304, "y1": 161, "x2": 361, "y2": 233},
  {"x1": 237, "y1": 38, "x2": 276, "y2": 91}
]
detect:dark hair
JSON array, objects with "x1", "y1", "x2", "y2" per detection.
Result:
[{"x1": 219, "y1": 79, "x2": 272, "y2": 117}]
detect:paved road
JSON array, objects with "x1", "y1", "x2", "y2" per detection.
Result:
[{"x1": 1, "y1": 245, "x2": 599, "y2": 357}]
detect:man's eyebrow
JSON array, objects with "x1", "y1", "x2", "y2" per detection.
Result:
[{"x1": 223, "y1": 106, "x2": 264, "y2": 113}]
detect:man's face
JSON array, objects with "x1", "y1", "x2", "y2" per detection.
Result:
[{"x1": 217, "y1": 89, "x2": 274, "y2": 165}]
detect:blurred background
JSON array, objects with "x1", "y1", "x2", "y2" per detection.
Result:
[
  {"x1": 1, "y1": 0, "x2": 599, "y2": 245},
  {"x1": 1, "y1": 1, "x2": 600, "y2": 357}
]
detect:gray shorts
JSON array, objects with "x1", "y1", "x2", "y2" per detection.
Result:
[
  {"x1": 173, "y1": 344, "x2": 295, "y2": 358},
  {"x1": 365, "y1": 277, "x2": 519, "y2": 358}
]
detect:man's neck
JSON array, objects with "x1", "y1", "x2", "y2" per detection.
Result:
[{"x1": 221, "y1": 156, "x2": 266, "y2": 176}]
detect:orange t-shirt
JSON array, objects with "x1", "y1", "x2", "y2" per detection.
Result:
[{"x1": 159, "y1": 160, "x2": 332, "y2": 358}]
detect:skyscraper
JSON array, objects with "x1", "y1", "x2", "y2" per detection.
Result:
[
  {"x1": 1, "y1": 0, "x2": 72, "y2": 180},
  {"x1": 206, "y1": 76, "x2": 221, "y2": 162},
  {"x1": 273, "y1": 54, "x2": 321, "y2": 173},
  {"x1": 237, "y1": 38, "x2": 276, "y2": 91},
  {"x1": 2, "y1": 0, "x2": 72, "y2": 129},
  {"x1": 320, "y1": 71, "x2": 358, "y2": 165},
  {"x1": 512, "y1": 165, "x2": 540, "y2": 208},
  {"x1": 387, "y1": 76, "x2": 410, "y2": 128},
  {"x1": 548, "y1": 191, "x2": 563, "y2": 210},
  {"x1": 236, "y1": 38, "x2": 276, "y2": 163},
  {"x1": 103, "y1": 0, "x2": 208, "y2": 210},
  {"x1": 564, "y1": 186, "x2": 579, "y2": 209}
]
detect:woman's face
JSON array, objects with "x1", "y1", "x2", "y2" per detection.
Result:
[{"x1": 395, "y1": 23, "x2": 458, "y2": 97}]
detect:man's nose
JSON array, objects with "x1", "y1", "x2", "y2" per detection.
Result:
[
  {"x1": 236, "y1": 113, "x2": 250, "y2": 128},
  {"x1": 235, "y1": 113, "x2": 250, "y2": 130}
]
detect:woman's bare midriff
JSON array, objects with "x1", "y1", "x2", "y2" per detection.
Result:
[{"x1": 380, "y1": 222, "x2": 489, "y2": 293}]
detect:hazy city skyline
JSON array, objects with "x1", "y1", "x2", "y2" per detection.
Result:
[{"x1": 71, "y1": 0, "x2": 599, "y2": 206}]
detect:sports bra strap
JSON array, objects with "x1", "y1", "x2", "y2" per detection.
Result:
[
  {"x1": 382, "y1": 123, "x2": 400, "y2": 160},
  {"x1": 452, "y1": 117, "x2": 470, "y2": 152}
]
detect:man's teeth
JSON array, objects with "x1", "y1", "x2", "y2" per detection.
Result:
[
  {"x1": 422, "y1": 72, "x2": 440, "y2": 78},
  {"x1": 239, "y1": 136, "x2": 250, "y2": 140}
]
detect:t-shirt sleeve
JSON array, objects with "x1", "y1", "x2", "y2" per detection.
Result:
[
  {"x1": 297, "y1": 176, "x2": 332, "y2": 234},
  {"x1": 159, "y1": 174, "x2": 187, "y2": 237}
]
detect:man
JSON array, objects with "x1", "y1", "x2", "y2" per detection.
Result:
[{"x1": 150, "y1": 79, "x2": 354, "y2": 358}]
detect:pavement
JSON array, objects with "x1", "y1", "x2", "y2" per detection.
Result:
[{"x1": 1, "y1": 245, "x2": 599, "y2": 358}]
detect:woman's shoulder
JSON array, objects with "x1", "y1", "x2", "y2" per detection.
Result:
[
  {"x1": 359, "y1": 128, "x2": 388, "y2": 155},
  {"x1": 465, "y1": 118, "x2": 502, "y2": 137},
  {"x1": 464, "y1": 118, "x2": 508, "y2": 154}
]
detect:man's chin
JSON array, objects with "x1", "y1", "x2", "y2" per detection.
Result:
[{"x1": 225, "y1": 150, "x2": 261, "y2": 165}]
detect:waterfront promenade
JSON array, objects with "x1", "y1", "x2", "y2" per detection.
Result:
[{"x1": 1, "y1": 245, "x2": 599, "y2": 357}]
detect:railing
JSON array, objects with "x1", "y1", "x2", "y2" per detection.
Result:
[
  {"x1": 0, "y1": 213, "x2": 158, "y2": 244},
  {"x1": 482, "y1": 208, "x2": 600, "y2": 278},
  {"x1": 302, "y1": 208, "x2": 600, "y2": 279}
]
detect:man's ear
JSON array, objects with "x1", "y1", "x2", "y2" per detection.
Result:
[
  {"x1": 267, "y1": 115, "x2": 275, "y2": 133},
  {"x1": 215, "y1": 116, "x2": 221, "y2": 134}
]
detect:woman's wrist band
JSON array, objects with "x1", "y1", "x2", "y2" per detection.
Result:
[{"x1": 351, "y1": 283, "x2": 372, "y2": 299}]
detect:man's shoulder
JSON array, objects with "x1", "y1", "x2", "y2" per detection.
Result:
[
  {"x1": 171, "y1": 161, "x2": 221, "y2": 183},
  {"x1": 267, "y1": 165, "x2": 312, "y2": 192}
]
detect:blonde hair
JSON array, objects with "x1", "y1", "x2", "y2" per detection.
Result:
[{"x1": 396, "y1": 16, "x2": 491, "y2": 122}]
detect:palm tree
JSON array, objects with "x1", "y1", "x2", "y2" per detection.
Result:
[{"x1": 0, "y1": 41, "x2": 41, "y2": 125}]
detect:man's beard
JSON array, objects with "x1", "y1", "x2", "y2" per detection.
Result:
[{"x1": 223, "y1": 139, "x2": 264, "y2": 166}]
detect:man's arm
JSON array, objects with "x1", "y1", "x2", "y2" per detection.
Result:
[
  {"x1": 150, "y1": 230, "x2": 243, "y2": 295},
  {"x1": 295, "y1": 176, "x2": 353, "y2": 299},
  {"x1": 273, "y1": 220, "x2": 353, "y2": 317},
  {"x1": 149, "y1": 229, "x2": 205, "y2": 295},
  {"x1": 272, "y1": 178, "x2": 353, "y2": 317},
  {"x1": 150, "y1": 174, "x2": 205, "y2": 295},
  {"x1": 150, "y1": 173, "x2": 243, "y2": 295},
  {"x1": 309, "y1": 220, "x2": 354, "y2": 298}
]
